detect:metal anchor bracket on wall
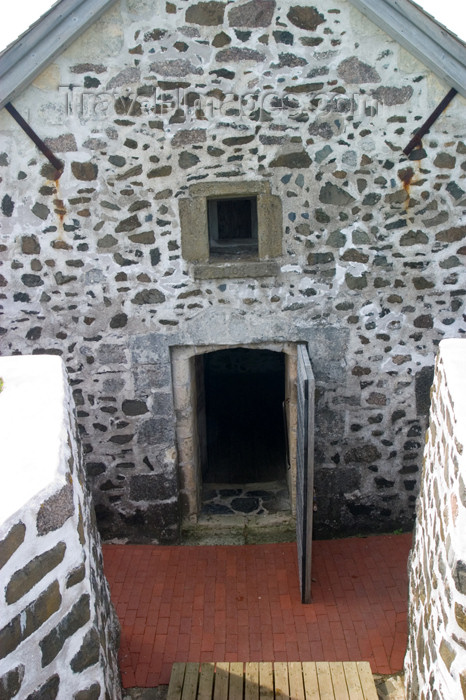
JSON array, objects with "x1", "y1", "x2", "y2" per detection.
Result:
[
  {"x1": 403, "y1": 87, "x2": 458, "y2": 157},
  {"x1": 5, "y1": 101, "x2": 64, "y2": 177}
]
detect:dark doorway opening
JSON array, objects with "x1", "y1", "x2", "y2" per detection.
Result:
[{"x1": 202, "y1": 348, "x2": 287, "y2": 484}]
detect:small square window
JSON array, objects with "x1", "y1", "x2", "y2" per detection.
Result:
[
  {"x1": 179, "y1": 181, "x2": 282, "y2": 278},
  {"x1": 208, "y1": 196, "x2": 258, "y2": 256}
]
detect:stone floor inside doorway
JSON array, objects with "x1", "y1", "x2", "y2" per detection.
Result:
[
  {"x1": 201, "y1": 479, "x2": 291, "y2": 517},
  {"x1": 102, "y1": 533, "x2": 412, "y2": 696}
]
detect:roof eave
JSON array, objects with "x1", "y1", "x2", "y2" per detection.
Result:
[
  {"x1": 0, "y1": 0, "x2": 118, "y2": 110},
  {"x1": 348, "y1": 0, "x2": 466, "y2": 99}
]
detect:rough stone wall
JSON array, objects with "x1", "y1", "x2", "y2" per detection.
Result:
[
  {"x1": 404, "y1": 339, "x2": 466, "y2": 700},
  {"x1": 0, "y1": 0, "x2": 465, "y2": 541},
  {"x1": 0, "y1": 356, "x2": 121, "y2": 700}
]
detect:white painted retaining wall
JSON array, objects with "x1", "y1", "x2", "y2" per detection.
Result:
[{"x1": 0, "y1": 355, "x2": 121, "y2": 700}]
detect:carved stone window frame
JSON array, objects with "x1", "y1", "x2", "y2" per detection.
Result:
[{"x1": 179, "y1": 181, "x2": 282, "y2": 279}]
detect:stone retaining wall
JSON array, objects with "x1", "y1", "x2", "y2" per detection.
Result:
[
  {"x1": 404, "y1": 339, "x2": 466, "y2": 699},
  {"x1": 0, "y1": 356, "x2": 121, "y2": 700}
]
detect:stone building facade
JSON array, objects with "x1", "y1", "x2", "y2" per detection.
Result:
[{"x1": 0, "y1": 0, "x2": 465, "y2": 543}]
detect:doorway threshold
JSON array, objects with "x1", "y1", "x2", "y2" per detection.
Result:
[
  {"x1": 182, "y1": 480, "x2": 295, "y2": 545},
  {"x1": 202, "y1": 480, "x2": 291, "y2": 517}
]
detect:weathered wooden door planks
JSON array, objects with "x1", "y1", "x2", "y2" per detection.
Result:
[{"x1": 296, "y1": 343, "x2": 316, "y2": 603}]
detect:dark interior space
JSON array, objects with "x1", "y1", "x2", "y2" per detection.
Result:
[
  {"x1": 202, "y1": 348, "x2": 287, "y2": 484},
  {"x1": 207, "y1": 197, "x2": 258, "y2": 256},
  {"x1": 217, "y1": 198, "x2": 252, "y2": 239}
]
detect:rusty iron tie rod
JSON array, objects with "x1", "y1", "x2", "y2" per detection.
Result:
[
  {"x1": 4, "y1": 86, "x2": 458, "y2": 174},
  {"x1": 5, "y1": 102, "x2": 64, "y2": 175},
  {"x1": 403, "y1": 87, "x2": 458, "y2": 156}
]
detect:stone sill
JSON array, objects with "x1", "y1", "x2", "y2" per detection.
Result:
[{"x1": 192, "y1": 260, "x2": 280, "y2": 280}]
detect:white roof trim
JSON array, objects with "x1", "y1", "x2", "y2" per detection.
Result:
[
  {"x1": 348, "y1": 0, "x2": 466, "y2": 98},
  {"x1": 0, "y1": 0, "x2": 117, "y2": 110}
]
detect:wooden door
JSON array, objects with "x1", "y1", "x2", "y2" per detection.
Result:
[{"x1": 296, "y1": 344, "x2": 315, "y2": 603}]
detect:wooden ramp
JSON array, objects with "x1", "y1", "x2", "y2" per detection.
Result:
[{"x1": 167, "y1": 661, "x2": 378, "y2": 700}]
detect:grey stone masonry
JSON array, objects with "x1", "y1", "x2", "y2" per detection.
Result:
[
  {"x1": 0, "y1": 0, "x2": 465, "y2": 541},
  {"x1": 0, "y1": 356, "x2": 121, "y2": 700},
  {"x1": 404, "y1": 340, "x2": 466, "y2": 699}
]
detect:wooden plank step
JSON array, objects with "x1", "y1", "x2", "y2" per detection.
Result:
[
  {"x1": 328, "y1": 662, "x2": 349, "y2": 700},
  {"x1": 198, "y1": 663, "x2": 215, "y2": 700},
  {"x1": 343, "y1": 662, "x2": 365, "y2": 700},
  {"x1": 245, "y1": 661, "x2": 259, "y2": 700},
  {"x1": 302, "y1": 663, "x2": 320, "y2": 699},
  {"x1": 213, "y1": 662, "x2": 230, "y2": 700},
  {"x1": 259, "y1": 662, "x2": 274, "y2": 700},
  {"x1": 356, "y1": 662, "x2": 379, "y2": 700},
  {"x1": 316, "y1": 661, "x2": 334, "y2": 700},
  {"x1": 167, "y1": 662, "x2": 187, "y2": 700},
  {"x1": 288, "y1": 661, "x2": 305, "y2": 700},
  {"x1": 182, "y1": 663, "x2": 200, "y2": 700},
  {"x1": 167, "y1": 661, "x2": 378, "y2": 699},
  {"x1": 273, "y1": 661, "x2": 289, "y2": 700},
  {"x1": 230, "y1": 662, "x2": 245, "y2": 700}
]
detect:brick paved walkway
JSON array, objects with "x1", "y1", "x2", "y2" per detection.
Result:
[{"x1": 102, "y1": 533, "x2": 411, "y2": 689}]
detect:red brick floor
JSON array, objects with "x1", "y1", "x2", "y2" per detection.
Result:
[{"x1": 102, "y1": 533, "x2": 412, "y2": 688}]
